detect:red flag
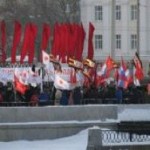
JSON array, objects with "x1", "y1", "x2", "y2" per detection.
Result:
[
  {"x1": 20, "y1": 23, "x2": 31, "y2": 64},
  {"x1": 59, "y1": 24, "x2": 69, "y2": 63},
  {"x1": 96, "y1": 56, "x2": 116, "y2": 85},
  {"x1": 106, "y1": 56, "x2": 116, "y2": 71},
  {"x1": 28, "y1": 23, "x2": 38, "y2": 64},
  {"x1": 64, "y1": 24, "x2": 70, "y2": 61},
  {"x1": 40, "y1": 23, "x2": 51, "y2": 51},
  {"x1": 0, "y1": 20, "x2": 6, "y2": 63},
  {"x1": 40, "y1": 23, "x2": 51, "y2": 61},
  {"x1": 11, "y1": 21, "x2": 22, "y2": 63},
  {"x1": 87, "y1": 22, "x2": 95, "y2": 60},
  {"x1": 51, "y1": 23, "x2": 61, "y2": 57},
  {"x1": 14, "y1": 75, "x2": 28, "y2": 95},
  {"x1": 75, "y1": 24, "x2": 85, "y2": 61},
  {"x1": 69, "y1": 24, "x2": 78, "y2": 58},
  {"x1": 20, "y1": 23, "x2": 38, "y2": 64},
  {"x1": 133, "y1": 52, "x2": 144, "y2": 80}
]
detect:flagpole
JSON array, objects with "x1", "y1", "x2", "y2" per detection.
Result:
[
  {"x1": 40, "y1": 65, "x2": 44, "y2": 93},
  {"x1": 137, "y1": 0, "x2": 140, "y2": 55},
  {"x1": 13, "y1": 66, "x2": 17, "y2": 102},
  {"x1": 111, "y1": 0, "x2": 116, "y2": 59}
]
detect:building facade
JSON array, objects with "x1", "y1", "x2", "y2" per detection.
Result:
[{"x1": 80, "y1": 0, "x2": 150, "y2": 70}]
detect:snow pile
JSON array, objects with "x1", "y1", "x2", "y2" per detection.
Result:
[
  {"x1": 0, "y1": 127, "x2": 94, "y2": 150},
  {"x1": 118, "y1": 108, "x2": 150, "y2": 121}
]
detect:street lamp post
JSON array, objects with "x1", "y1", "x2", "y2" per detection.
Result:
[
  {"x1": 65, "y1": 3, "x2": 71, "y2": 22},
  {"x1": 137, "y1": 0, "x2": 140, "y2": 55},
  {"x1": 111, "y1": 0, "x2": 116, "y2": 59}
]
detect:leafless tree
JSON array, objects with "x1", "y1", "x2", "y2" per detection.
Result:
[{"x1": 0, "y1": 0, "x2": 80, "y2": 59}]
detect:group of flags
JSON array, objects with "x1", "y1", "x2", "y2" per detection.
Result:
[
  {"x1": 112, "y1": 52, "x2": 144, "y2": 89},
  {"x1": 0, "y1": 20, "x2": 90, "y2": 64},
  {"x1": 42, "y1": 50, "x2": 144, "y2": 92},
  {"x1": 13, "y1": 48, "x2": 145, "y2": 95},
  {"x1": 0, "y1": 20, "x2": 145, "y2": 94},
  {"x1": 14, "y1": 67, "x2": 42, "y2": 94}
]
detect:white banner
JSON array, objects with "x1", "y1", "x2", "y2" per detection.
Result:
[
  {"x1": 0, "y1": 67, "x2": 42, "y2": 85},
  {"x1": 0, "y1": 68, "x2": 15, "y2": 84},
  {"x1": 0, "y1": 63, "x2": 84, "y2": 87}
]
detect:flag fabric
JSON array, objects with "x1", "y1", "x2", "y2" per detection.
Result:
[
  {"x1": 87, "y1": 22, "x2": 95, "y2": 60},
  {"x1": 20, "y1": 23, "x2": 31, "y2": 63},
  {"x1": 42, "y1": 50, "x2": 55, "y2": 82},
  {"x1": 28, "y1": 23, "x2": 38, "y2": 64},
  {"x1": 75, "y1": 24, "x2": 85, "y2": 61},
  {"x1": 68, "y1": 24, "x2": 78, "y2": 58},
  {"x1": 11, "y1": 21, "x2": 22, "y2": 63},
  {"x1": 0, "y1": 20, "x2": 6, "y2": 63},
  {"x1": 54, "y1": 73, "x2": 74, "y2": 90},
  {"x1": 117, "y1": 57, "x2": 127, "y2": 88},
  {"x1": 133, "y1": 52, "x2": 144, "y2": 86},
  {"x1": 124, "y1": 68, "x2": 133, "y2": 88},
  {"x1": 115, "y1": 58, "x2": 133, "y2": 89},
  {"x1": 96, "y1": 56, "x2": 116, "y2": 86},
  {"x1": 51, "y1": 23, "x2": 85, "y2": 63},
  {"x1": 106, "y1": 56, "x2": 116, "y2": 71},
  {"x1": 20, "y1": 23, "x2": 38, "y2": 64},
  {"x1": 98, "y1": 56, "x2": 115, "y2": 77},
  {"x1": 42, "y1": 50, "x2": 50, "y2": 65},
  {"x1": 14, "y1": 75, "x2": 28, "y2": 95},
  {"x1": 40, "y1": 23, "x2": 51, "y2": 51},
  {"x1": 51, "y1": 23, "x2": 60, "y2": 57},
  {"x1": 40, "y1": 23, "x2": 51, "y2": 61},
  {"x1": 14, "y1": 68, "x2": 29, "y2": 85},
  {"x1": 58, "y1": 24, "x2": 71, "y2": 63},
  {"x1": 133, "y1": 52, "x2": 144, "y2": 81},
  {"x1": 14, "y1": 68, "x2": 28, "y2": 95},
  {"x1": 54, "y1": 64, "x2": 76, "y2": 90}
]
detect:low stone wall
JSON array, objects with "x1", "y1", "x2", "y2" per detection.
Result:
[
  {"x1": 1, "y1": 104, "x2": 150, "y2": 141},
  {"x1": 0, "y1": 105, "x2": 117, "y2": 141},
  {"x1": 0, "y1": 122, "x2": 117, "y2": 141},
  {"x1": 0, "y1": 105, "x2": 118, "y2": 123}
]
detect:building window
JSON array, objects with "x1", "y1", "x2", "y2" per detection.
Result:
[
  {"x1": 131, "y1": 34, "x2": 137, "y2": 49},
  {"x1": 95, "y1": 34, "x2": 103, "y2": 50},
  {"x1": 131, "y1": 5, "x2": 137, "y2": 20},
  {"x1": 116, "y1": 34, "x2": 121, "y2": 49},
  {"x1": 116, "y1": 5, "x2": 121, "y2": 20},
  {"x1": 95, "y1": 5, "x2": 103, "y2": 21}
]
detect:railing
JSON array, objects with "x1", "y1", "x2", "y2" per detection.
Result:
[
  {"x1": 0, "y1": 101, "x2": 29, "y2": 106},
  {"x1": 102, "y1": 130, "x2": 150, "y2": 144},
  {"x1": 87, "y1": 129, "x2": 150, "y2": 150},
  {"x1": 0, "y1": 101, "x2": 42, "y2": 107}
]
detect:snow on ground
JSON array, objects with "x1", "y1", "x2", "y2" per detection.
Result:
[
  {"x1": 118, "y1": 108, "x2": 150, "y2": 121},
  {"x1": 0, "y1": 128, "x2": 89, "y2": 150},
  {"x1": 1, "y1": 107, "x2": 150, "y2": 149}
]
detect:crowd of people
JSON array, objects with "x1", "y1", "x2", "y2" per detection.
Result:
[
  {"x1": 0, "y1": 79, "x2": 149, "y2": 107},
  {"x1": 0, "y1": 59, "x2": 149, "y2": 106}
]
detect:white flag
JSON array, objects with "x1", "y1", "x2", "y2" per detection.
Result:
[
  {"x1": 54, "y1": 64, "x2": 76, "y2": 90},
  {"x1": 42, "y1": 50, "x2": 50, "y2": 65}
]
